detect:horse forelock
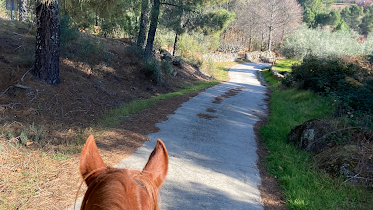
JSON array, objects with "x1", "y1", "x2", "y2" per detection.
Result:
[{"x1": 80, "y1": 167, "x2": 160, "y2": 210}]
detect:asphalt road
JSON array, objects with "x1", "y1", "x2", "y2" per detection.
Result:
[{"x1": 69, "y1": 62, "x2": 271, "y2": 210}]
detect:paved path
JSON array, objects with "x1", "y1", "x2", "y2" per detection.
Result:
[{"x1": 69, "y1": 62, "x2": 270, "y2": 210}]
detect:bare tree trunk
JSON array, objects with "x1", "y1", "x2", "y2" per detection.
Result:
[
  {"x1": 137, "y1": 0, "x2": 149, "y2": 49},
  {"x1": 261, "y1": 31, "x2": 265, "y2": 51},
  {"x1": 33, "y1": 0, "x2": 60, "y2": 85},
  {"x1": 144, "y1": 0, "x2": 160, "y2": 58},
  {"x1": 268, "y1": 26, "x2": 273, "y2": 51},
  {"x1": 173, "y1": 33, "x2": 179, "y2": 56},
  {"x1": 267, "y1": 4, "x2": 274, "y2": 52},
  {"x1": 19, "y1": 0, "x2": 28, "y2": 22}
]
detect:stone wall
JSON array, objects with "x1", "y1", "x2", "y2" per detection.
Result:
[
  {"x1": 202, "y1": 53, "x2": 238, "y2": 62},
  {"x1": 245, "y1": 51, "x2": 276, "y2": 63}
]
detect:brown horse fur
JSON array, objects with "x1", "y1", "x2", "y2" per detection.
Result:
[{"x1": 79, "y1": 135, "x2": 168, "y2": 210}]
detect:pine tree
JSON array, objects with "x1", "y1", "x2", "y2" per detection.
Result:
[{"x1": 33, "y1": 0, "x2": 61, "y2": 85}]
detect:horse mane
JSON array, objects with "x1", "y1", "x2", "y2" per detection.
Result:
[{"x1": 80, "y1": 167, "x2": 160, "y2": 210}]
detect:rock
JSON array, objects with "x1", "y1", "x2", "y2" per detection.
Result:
[
  {"x1": 171, "y1": 70, "x2": 178, "y2": 77},
  {"x1": 245, "y1": 51, "x2": 276, "y2": 63},
  {"x1": 161, "y1": 50, "x2": 174, "y2": 62},
  {"x1": 287, "y1": 119, "x2": 334, "y2": 154},
  {"x1": 314, "y1": 145, "x2": 373, "y2": 186}
]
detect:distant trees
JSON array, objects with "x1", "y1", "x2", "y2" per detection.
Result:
[
  {"x1": 256, "y1": 0, "x2": 303, "y2": 51},
  {"x1": 298, "y1": 0, "x2": 373, "y2": 35},
  {"x1": 221, "y1": 0, "x2": 302, "y2": 52},
  {"x1": 160, "y1": 2, "x2": 235, "y2": 56},
  {"x1": 143, "y1": 0, "x2": 233, "y2": 57},
  {"x1": 360, "y1": 12, "x2": 373, "y2": 35}
]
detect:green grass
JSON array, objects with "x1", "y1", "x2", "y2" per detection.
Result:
[
  {"x1": 272, "y1": 59, "x2": 299, "y2": 72},
  {"x1": 98, "y1": 60, "x2": 236, "y2": 128},
  {"x1": 98, "y1": 81, "x2": 219, "y2": 128},
  {"x1": 260, "y1": 69, "x2": 373, "y2": 210}
]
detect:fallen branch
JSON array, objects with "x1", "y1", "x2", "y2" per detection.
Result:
[
  {"x1": 21, "y1": 68, "x2": 32, "y2": 82},
  {"x1": 0, "y1": 86, "x2": 12, "y2": 98}
]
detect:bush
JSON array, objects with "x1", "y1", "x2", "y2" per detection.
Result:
[
  {"x1": 161, "y1": 59, "x2": 173, "y2": 76},
  {"x1": 280, "y1": 24, "x2": 373, "y2": 59},
  {"x1": 60, "y1": 14, "x2": 80, "y2": 47},
  {"x1": 144, "y1": 58, "x2": 163, "y2": 84},
  {"x1": 283, "y1": 55, "x2": 373, "y2": 114}
]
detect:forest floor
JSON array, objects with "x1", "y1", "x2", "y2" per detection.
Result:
[{"x1": 0, "y1": 18, "x2": 284, "y2": 210}]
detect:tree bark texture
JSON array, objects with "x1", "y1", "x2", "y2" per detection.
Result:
[
  {"x1": 33, "y1": 0, "x2": 60, "y2": 85},
  {"x1": 137, "y1": 0, "x2": 150, "y2": 49},
  {"x1": 144, "y1": 0, "x2": 160, "y2": 58},
  {"x1": 19, "y1": 0, "x2": 28, "y2": 22},
  {"x1": 172, "y1": 33, "x2": 179, "y2": 56}
]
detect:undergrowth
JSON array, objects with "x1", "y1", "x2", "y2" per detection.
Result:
[{"x1": 260, "y1": 69, "x2": 373, "y2": 209}]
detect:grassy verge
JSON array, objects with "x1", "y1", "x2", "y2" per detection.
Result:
[
  {"x1": 260, "y1": 69, "x2": 373, "y2": 209},
  {"x1": 272, "y1": 59, "x2": 299, "y2": 72},
  {"x1": 98, "y1": 61, "x2": 238, "y2": 128},
  {"x1": 98, "y1": 81, "x2": 219, "y2": 127}
]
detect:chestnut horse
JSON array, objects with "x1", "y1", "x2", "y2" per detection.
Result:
[{"x1": 78, "y1": 135, "x2": 168, "y2": 210}]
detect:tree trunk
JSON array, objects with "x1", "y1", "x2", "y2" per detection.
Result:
[
  {"x1": 33, "y1": 0, "x2": 60, "y2": 85},
  {"x1": 144, "y1": 0, "x2": 160, "y2": 58},
  {"x1": 137, "y1": 0, "x2": 150, "y2": 49},
  {"x1": 267, "y1": 26, "x2": 273, "y2": 52},
  {"x1": 172, "y1": 33, "x2": 179, "y2": 56},
  {"x1": 19, "y1": 0, "x2": 28, "y2": 22},
  {"x1": 261, "y1": 31, "x2": 265, "y2": 51}
]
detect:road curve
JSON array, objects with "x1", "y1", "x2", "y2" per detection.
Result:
[{"x1": 69, "y1": 62, "x2": 271, "y2": 210}]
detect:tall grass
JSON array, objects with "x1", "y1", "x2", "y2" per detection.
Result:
[{"x1": 260, "y1": 69, "x2": 373, "y2": 209}]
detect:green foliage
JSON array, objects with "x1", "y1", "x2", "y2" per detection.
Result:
[
  {"x1": 62, "y1": 0, "x2": 140, "y2": 38},
  {"x1": 260, "y1": 69, "x2": 373, "y2": 210},
  {"x1": 177, "y1": 33, "x2": 205, "y2": 67},
  {"x1": 193, "y1": 9, "x2": 235, "y2": 35},
  {"x1": 143, "y1": 58, "x2": 163, "y2": 84},
  {"x1": 360, "y1": 13, "x2": 373, "y2": 35},
  {"x1": 340, "y1": 5, "x2": 362, "y2": 31},
  {"x1": 161, "y1": 59, "x2": 173, "y2": 76},
  {"x1": 153, "y1": 29, "x2": 175, "y2": 51},
  {"x1": 303, "y1": 8, "x2": 316, "y2": 27},
  {"x1": 280, "y1": 24, "x2": 372, "y2": 59},
  {"x1": 283, "y1": 55, "x2": 373, "y2": 114},
  {"x1": 60, "y1": 15, "x2": 111, "y2": 68},
  {"x1": 333, "y1": 20, "x2": 349, "y2": 32},
  {"x1": 60, "y1": 14, "x2": 80, "y2": 47}
]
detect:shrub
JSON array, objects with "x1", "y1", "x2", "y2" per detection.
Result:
[
  {"x1": 144, "y1": 58, "x2": 163, "y2": 84},
  {"x1": 283, "y1": 55, "x2": 373, "y2": 115},
  {"x1": 280, "y1": 24, "x2": 372, "y2": 59},
  {"x1": 161, "y1": 59, "x2": 173, "y2": 76},
  {"x1": 60, "y1": 14, "x2": 80, "y2": 47}
]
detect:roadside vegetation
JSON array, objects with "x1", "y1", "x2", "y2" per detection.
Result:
[{"x1": 260, "y1": 57, "x2": 373, "y2": 209}]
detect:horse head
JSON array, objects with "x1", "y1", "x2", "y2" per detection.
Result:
[{"x1": 79, "y1": 135, "x2": 168, "y2": 210}]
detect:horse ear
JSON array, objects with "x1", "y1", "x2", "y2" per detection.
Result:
[
  {"x1": 80, "y1": 135, "x2": 106, "y2": 185},
  {"x1": 143, "y1": 139, "x2": 169, "y2": 188}
]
